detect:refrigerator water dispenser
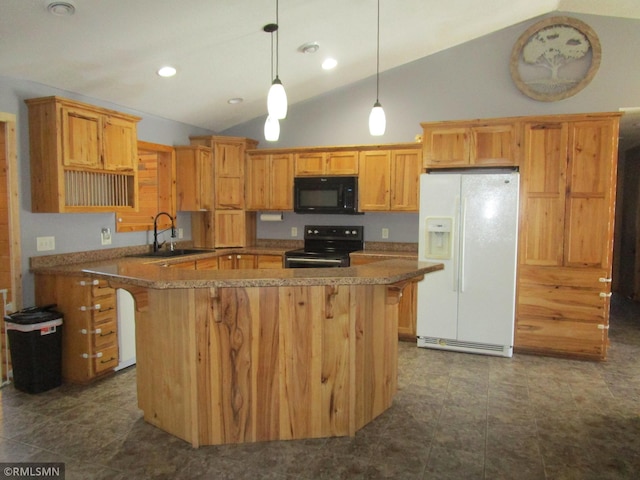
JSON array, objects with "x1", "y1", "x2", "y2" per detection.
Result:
[{"x1": 425, "y1": 217, "x2": 453, "y2": 259}]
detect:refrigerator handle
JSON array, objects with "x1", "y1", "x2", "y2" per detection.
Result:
[
  {"x1": 453, "y1": 196, "x2": 460, "y2": 292},
  {"x1": 460, "y1": 196, "x2": 467, "y2": 293}
]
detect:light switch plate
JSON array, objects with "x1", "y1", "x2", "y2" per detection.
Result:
[
  {"x1": 36, "y1": 236, "x2": 55, "y2": 251},
  {"x1": 101, "y1": 227, "x2": 112, "y2": 246}
]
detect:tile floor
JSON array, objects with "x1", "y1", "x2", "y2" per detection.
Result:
[{"x1": 0, "y1": 295, "x2": 639, "y2": 479}]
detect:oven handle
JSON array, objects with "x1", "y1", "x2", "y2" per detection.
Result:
[{"x1": 286, "y1": 257, "x2": 344, "y2": 265}]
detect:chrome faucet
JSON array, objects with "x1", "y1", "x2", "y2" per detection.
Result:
[{"x1": 153, "y1": 212, "x2": 176, "y2": 252}]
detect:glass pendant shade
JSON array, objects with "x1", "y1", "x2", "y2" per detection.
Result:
[
  {"x1": 264, "y1": 115, "x2": 280, "y2": 141},
  {"x1": 369, "y1": 101, "x2": 386, "y2": 136},
  {"x1": 267, "y1": 77, "x2": 287, "y2": 119}
]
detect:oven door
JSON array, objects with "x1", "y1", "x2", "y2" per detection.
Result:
[{"x1": 284, "y1": 255, "x2": 349, "y2": 268}]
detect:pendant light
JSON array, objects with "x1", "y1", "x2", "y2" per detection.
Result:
[
  {"x1": 264, "y1": 23, "x2": 280, "y2": 141},
  {"x1": 267, "y1": 0, "x2": 287, "y2": 119},
  {"x1": 369, "y1": 0, "x2": 386, "y2": 136}
]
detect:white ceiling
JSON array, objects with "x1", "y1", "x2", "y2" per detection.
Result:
[{"x1": 2, "y1": 0, "x2": 640, "y2": 136}]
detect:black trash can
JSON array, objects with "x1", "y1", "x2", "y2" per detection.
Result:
[{"x1": 5, "y1": 306, "x2": 63, "y2": 394}]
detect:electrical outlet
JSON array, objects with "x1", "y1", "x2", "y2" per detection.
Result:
[
  {"x1": 36, "y1": 236, "x2": 55, "y2": 251},
  {"x1": 291, "y1": 227, "x2": 298, "y2": 237},
  {"x1": 382, "y1": 228, "x2": 389, "y2": 239},
  {"x1": 101, "y1": 227, "x2": 112, "y2": 246},
  {"x1": 178, "y1": 228, "x2": 184, "y2": 239}
]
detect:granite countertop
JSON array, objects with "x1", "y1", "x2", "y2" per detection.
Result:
[{"x1": 33, "y1": 254, "x2": 441, "y2": 289}]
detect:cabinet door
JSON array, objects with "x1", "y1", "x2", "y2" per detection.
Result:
[
  {"x1": 390, "y1": 149, "x2": 421, "y2": 211},
  {"x1": 218, "y1": 254, "x2": 235, "y2": 270},
  {"x1": 270, "y1": 154, "x2": 294, "y2": 210},
  {"x1": 565, "y1": 120, "x2": 617, "y2": 269},
  {"x1": 176, "y1": 146, "x2": 213, "y2": 211},
  {"x1": 236, "y1": 254, "x2": 256, "y2": 269},
  {"x1": 358, "y1": 150, "x2": 391, "y2": 211},
  {"x1": 519, "y1": 123, "x2": 568, "y2": 267},
  {"x1": 471, "y1": 124, "x2": 518, "y2": 166},
  {"x1": 257, "y1": 254, "x2": 283, "y2": 269},
  {"x1": 102, "y1": 115, "x2": 137, "y2": 171},
  {"x1": 214, "y1": 210, "x2": 247, "y2": 247},
  {"x1": 326, "y1": 151, "x2": 359, "y2": 175},
  {"x1": 215, "y1": 142, "x2": 245, "y2": 209},
  {"x1": 295, "y1": 152, "x2": 325, "y2": 176},
  {"x1": 423, "y1": 126, "x2": 469, "y2": 167},
  {"x1": 196, "y1": 257, "x2": 219, "y2": 270},
  {"x1": 245, "y1": 154, "x2": 269, "y2": 210},
  {"x1": 61, "y1": 106, "x2": 102, "y2": 169}
]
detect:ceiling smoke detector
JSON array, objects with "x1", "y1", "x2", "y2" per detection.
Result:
[
  {"x1": 298, "y1": 42, "x2": 320, "y2": 54},
  {"x1": 46, "y1": 1, "x2": 75, "y2": 16}
]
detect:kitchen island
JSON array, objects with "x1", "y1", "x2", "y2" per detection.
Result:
[{"x1": 37, "y1": 256, "x2": 442, "y2": 447}]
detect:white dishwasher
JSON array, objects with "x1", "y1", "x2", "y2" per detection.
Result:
[{"x1": 116, "y1": 289, "x2": 136, "y2": 370}]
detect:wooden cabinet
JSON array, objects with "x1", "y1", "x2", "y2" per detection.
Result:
[
  {"x1": 26, "y1": 96, "x2": 140, "y2": 212},
  {"x1": 35, "y1": 275, "x2": 118, "y2": 383},
  {"x1": 214, "y1": 210, "x2": 257, "y2": 248},
  {"x1": 350, "y1": 254, "x2": 417, "y2": 340},
  {"x1": 217, "y1": 253, "x2": 258, "y2": 270},
  {"x1": 294, "y1": 150, "x2": 359, "y2": 176},
  {"x1": 195, "y1": 257, "x2": 219, "y2": 270},
  {"x1": 175, "y1": 145, "x2": 214, "y2": 211},
  {"x1": 189, "y1": 135, "x2": 258, "y2": 210},
  {"x1": 245, "y1": 152, "x2": 294, "y2": 211},
  {"x1": 256, "y1": 254, "x2": 283, "y2": 269},
  {"x1": 422, "y1": 119, "x2": 520, "y2": 169},
  {"x1": 116, "y1": 141, "x2": 176, "y2": 233},
  {"x1": 515, "y1": 113, "x2": 621, "y2": 360},
  {"x1": 358, "y1": 147, "x2": 421, "y2": 212}
]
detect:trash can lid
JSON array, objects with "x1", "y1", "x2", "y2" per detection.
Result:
[{"x1": 5, "y1": 306, "x2": 62, "y2": 325}]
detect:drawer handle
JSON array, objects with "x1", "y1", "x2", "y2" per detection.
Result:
[
  {"x1": 82, "y1": 352, "x2": 103, "y2": 359},
  {"x1": 599, "y1": 292, "x2": 612, "y2": 298},
  {"x1": 598, "y1": 277, "x2": 612, "y2": 283},
  {"x1": 79, "y1": 304, "x2": 101, "y2": 311},
  {"x1": 100, "y1": 357, "x2": 116, "y2": 364},
  {"x1": 78, "y1": 279, "x2": 99, "y2": 286},
  {"x1": 99, "y1": 330, "x2": 115, "y2": 337}
]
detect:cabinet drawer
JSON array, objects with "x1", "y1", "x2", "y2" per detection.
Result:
[
  {"x1": 92, "y1": 320, "x2": 117, "y2": 349},
  {"x1": 92, "y1": 279, "x2": 115, "y2": 297},
  {"x1": 94, "y1": 344, "x2": 119, "y2": 374}
]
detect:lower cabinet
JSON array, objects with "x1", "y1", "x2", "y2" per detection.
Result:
[
  {"x1": 35, "y1": 275, "x2": 119, "y2": 384},
  {"x1": 217, "y1": 253, "x2": 283, "y2": 270},
  {"x1": 350, "y1": 255, "x2": 417, "y2": 340}
]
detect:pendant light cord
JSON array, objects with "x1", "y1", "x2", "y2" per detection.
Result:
[
  {"x1": 275, "y1": 0, "x2": 280, "y2": 79},
  {"x1": 375, "y1": 0, "x2": 380, "y2": 102}
]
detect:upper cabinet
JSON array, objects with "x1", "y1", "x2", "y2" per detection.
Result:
[
  {"x1": 294, "y1": 150, "x2": 359, "y2": 176},
  {"x1": 190, "y1": 136, "x2": 258, "y2": 210},
  {"x1": 245, "y1": 152, "x2": 294, "y2": 211},
  {"x1": 358, "y1": 147, "x2": 421, "y2": 212},
  {"x1": 26, "y1": 96, "x2": 141, "y2": 212},
  {"x1": 175, "y1": 145, "x2": 214, "y2": 211},
  {"x1": 422, "y1": 119, "x2": 520, "y2": 169}
]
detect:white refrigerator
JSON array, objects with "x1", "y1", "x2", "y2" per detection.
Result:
[{"x1": 417, "y1": 171, "x2": 519, "y2": 357}]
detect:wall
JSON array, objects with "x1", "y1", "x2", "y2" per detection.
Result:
[
  {"x1": 0, "y1": 76, "x2": 214, "y2": 305},
  {"x1": 223, "y1": 12, "x2": 640, "y2": 242}
]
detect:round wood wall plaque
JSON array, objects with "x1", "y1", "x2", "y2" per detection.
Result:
[{"x1": 510, "y1": 16, "x2": 601, "y2": 102}]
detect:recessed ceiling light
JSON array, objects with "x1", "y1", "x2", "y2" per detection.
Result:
[
  {"x1": 47, "y1": 1, "x2": 75, "y2": 16},
  {"x1": 227, "y1": 98, "x2": 244, "y2": 105},
  {"x1": 157, "y1": 66, "x2": 177, "y2": 77},
  {"x1": 322, "y1": 58, "x2": 338, "y2": 70},
  {"x1": 298, "y1": 42, "x2": 320, "y2": 54}
]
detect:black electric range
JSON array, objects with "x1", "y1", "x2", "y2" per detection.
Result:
[{"x1": 284, "y1": 225, "x2": 364, "y2": 268}]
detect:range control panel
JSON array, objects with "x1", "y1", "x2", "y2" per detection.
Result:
[{"x1": 303, "y1": 225, "x2": 364, "y2": 241}]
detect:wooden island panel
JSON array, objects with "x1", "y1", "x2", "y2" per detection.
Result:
[{"x1": 131, "y1": 281, "x2": 404, "y2": 447}]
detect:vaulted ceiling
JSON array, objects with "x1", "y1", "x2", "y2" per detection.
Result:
[{"x1": 2, "y1": 0, "x2": 640, "y2": 133}]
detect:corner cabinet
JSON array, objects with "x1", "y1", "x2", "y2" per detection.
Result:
[
  {"x1": 26, "y1": 96, "x2": 141, "y2": 212},
  {"x1": 175, "y1": 145, "x2": 214, "y2": 211},
  {"x1": 515, "y1": 113, "x2": 621, "y2": 360},
  {"x1": 422, "y1": 119, "x2": 520, "y2": 169}
]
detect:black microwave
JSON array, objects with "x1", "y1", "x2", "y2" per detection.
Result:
[{"x1": 294, "y1": 176, "x2": 359, "y2": 214}]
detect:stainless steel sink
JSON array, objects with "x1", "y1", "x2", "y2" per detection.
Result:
[{"x1": 129, "y1": 249, "x2": 214, "y2": 258}]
